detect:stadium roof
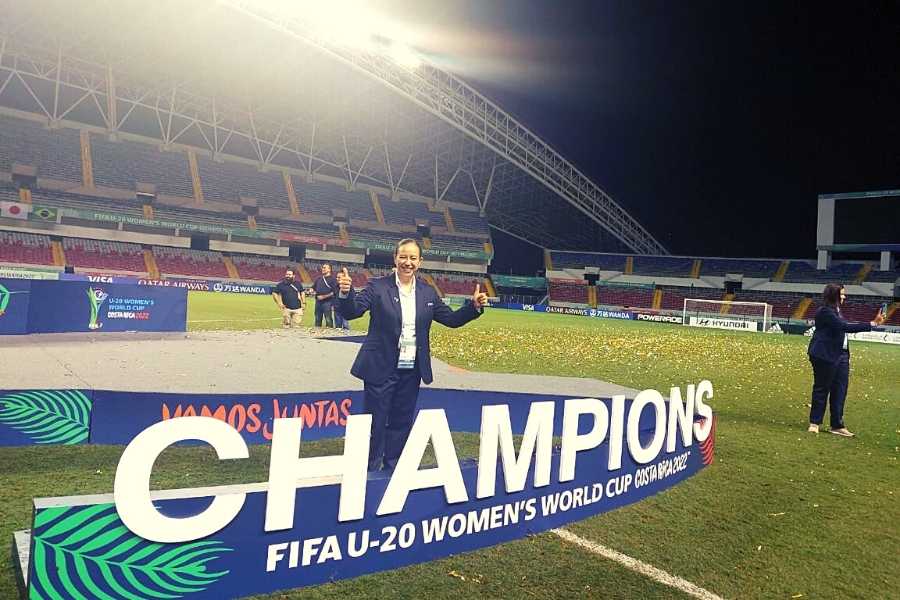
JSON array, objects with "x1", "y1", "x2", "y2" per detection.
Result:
[{"x1": 0, "y1": 0, "x2": 666, "y2": 254}]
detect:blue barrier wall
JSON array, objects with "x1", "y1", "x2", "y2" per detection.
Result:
[
  {"x1": 0, "y1": 278, "x2": 187, "y2": 335},
  {"x1": 0, "y1": 279, "x2": 31, "y2": 334}
]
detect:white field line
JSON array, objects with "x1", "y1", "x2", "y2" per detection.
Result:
[{"x1": 551, "y1": 528, "x2": 725, "y2": 600}]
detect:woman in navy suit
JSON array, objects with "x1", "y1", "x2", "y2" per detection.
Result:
[
  {"x1": 807, "y1": 283, "x2": 885, "y2": 437},
  {"x1": 336, "y1": 238, "x2": 488, "y2": 470}
]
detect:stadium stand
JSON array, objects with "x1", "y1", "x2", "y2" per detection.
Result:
[
  {"x1": 154, "y1": 205, "x2": 248, "y2": 229},
  {"x1": 432, "y1": 273, "x2": 482, "y2": 295},
  {"x1": 379, "y1": 198, "x2": 434, "y2": 227},
  {"x1": 632, "y1": 256, "x2": 694, "y2": 277},
  {"x1": 256, "y1": 216, "x2": 339, "y2": 239},
  {"x1": 0, "y1": 115, "x2": 82, "y2": 184},
  {"x1": 229, "y1": 254, "x2": 296, "y2": 282},
  {"x1": 0, "y1": 182, "x2": 18, "y2": 201},
  {"x1": 449, "y1": 209, "x2": 490, "y2": 235},
  {"x1": 783, "y1": 261, "x2": 861, "y2": 284},
  {"x1": 430, "y1": 234, "x2": 486, "y2": 253},
  {"x1": 0, "y1": 112, "x2": 497, "y2": 256},
  {"x1": 0, "y1": 230, "x2": 54, "y2": 266},
  {"x1": 548, "y1": 279, "x2": 589, "y2": 304},
  {"x1": 595, "y1": 284, "x2": 655, "y2": 309},
  {"x1": 699, "y1": 258, "x2": 780, "y2": 278},
  {"x1": 197, "y1": 156, "x2": 289, "y2": 210},
  {"x1": 732, "y1": 290, "x2": 804, "y2": 319},
  {"x1": 551, "y1": 252, "x2": 626, "y2": 271},
  {"x1": 346, "y1": 226, "x2": 389, "y2": 243},
  {"x1": 293, "y1": 177, "x2": 375, "y2": 221},
  {"x1": 91, "y1": 135, "x2": 194, "y2": 198},
  {"x1": 659, "y1": 286, "x2": 723, "y2": 311},
  {"x1": 865, "y1": 269, "x2": 899, "y2": 283},
  {"x1": 3, "y1": 113, "x2": 894, "y2": 310},
  {"x1": 62, "y1": 238, "x2": 145, "y2": 273},
  {"x1": 152, "y1": 246, "x2": 229, "y2": 278}
]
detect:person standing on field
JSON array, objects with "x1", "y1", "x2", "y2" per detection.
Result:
[
  {"x1": 336, "y1": 238, "x2": 488, "y2": 470},
  {"x1": 272, "y1": 269, "x2": 304, "y2": 328},
  {"x1": 806, "y1": 283, "x2": 885, "y2": 437}
]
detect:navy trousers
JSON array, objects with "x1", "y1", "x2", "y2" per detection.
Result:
[
  {"x1": 315, "y1": 299, "x2": 334, "y2": 327},
  {"x1": 363, "y1": 366, "x2": 422, "y2": 471},
  {"x1": 809, "y1": 352, "x2": 850, "y2": 429}
]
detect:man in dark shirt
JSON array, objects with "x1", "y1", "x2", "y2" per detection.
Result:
[
  {"x1": 272, "y1": 269, "x2": 304, "y2": 328},
  {"x1": 313, "y1": 263, "x2": 337, "y2": 327}
]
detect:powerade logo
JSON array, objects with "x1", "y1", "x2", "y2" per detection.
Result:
[{"x1": 637, "y1": 313, "x2": 683, "y2": 324}]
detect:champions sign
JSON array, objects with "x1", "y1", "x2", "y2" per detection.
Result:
[{"x1": 21, "y1": 382, "x2": 716, "y2": 599}]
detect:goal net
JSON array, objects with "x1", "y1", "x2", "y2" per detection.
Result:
[{"x1": 683, "y1": 298, "x2": 773, "y2": 332}]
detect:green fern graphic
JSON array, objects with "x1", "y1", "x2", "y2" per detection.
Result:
[
  {"x1": 0, "y1": 390, "x2": 91, "y2": 444},
  {"x1": 30, "y1": 504, "x2": 233, "y2": 599}
]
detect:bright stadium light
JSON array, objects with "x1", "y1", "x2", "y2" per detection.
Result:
[
  {"x1": 241, "y1": 0, "x2": 421, "y2": 62},
  {"x1": 388, "y1": 43, "x2": 422, "y2": 70}
]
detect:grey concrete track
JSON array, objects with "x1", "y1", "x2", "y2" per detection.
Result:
[{"x1": 0, "y1": 329, "x2": 637, "y2": 397}]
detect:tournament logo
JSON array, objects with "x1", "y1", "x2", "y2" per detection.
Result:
[
  {"x1": 0, "y1": 283, "x2": 9, "y2": 317},
  {"x1": 86, "y1": 287, "x2": 109, "y2": 330}
]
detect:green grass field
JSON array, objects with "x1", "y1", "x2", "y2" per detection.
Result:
[{"x1": 2, "y1": 291, "x2": 898, "y2": 599}]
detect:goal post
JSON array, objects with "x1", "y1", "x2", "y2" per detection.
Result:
[{"x1": 682, "y1": 298, "x2": 773, "y2": 332}]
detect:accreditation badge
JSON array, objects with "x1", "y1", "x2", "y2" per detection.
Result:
[{"x1": 397, "y1": 325, "x2": 416, "y2": 369}]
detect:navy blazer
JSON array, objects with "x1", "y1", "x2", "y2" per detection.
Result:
[
  {"x1": 807, "y1": 305, "x2": 871, "y2": 364},
  {"x1": 338, "y1": 275, "x2": 481, "y2": 385}
]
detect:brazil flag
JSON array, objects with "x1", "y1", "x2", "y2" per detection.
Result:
[{"x1": 32, "y1": 206, "x2": 58, "y2": 221}]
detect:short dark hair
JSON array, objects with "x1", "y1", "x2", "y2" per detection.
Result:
[
  {"x1": 822, "y1": 283, "x2": 843, "y2": 308},
  {"x1": 394, "y1": 238, "x2": 422, "y2": 258}
]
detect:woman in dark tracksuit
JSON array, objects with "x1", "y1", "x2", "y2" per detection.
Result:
[{"x1": 807, "y1": 283, "x2": 885, "y2": 437}]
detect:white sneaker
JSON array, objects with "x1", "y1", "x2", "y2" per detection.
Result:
[
  {"x1": 830, "y1": 427, "x2": 855, "y2": 438},
  {"x1": 807, "y1": 424, "x2": 819, "y2": 433}
]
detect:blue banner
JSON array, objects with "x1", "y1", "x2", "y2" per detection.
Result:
[
  {"x1": 0, "y1": 278, "x2": 187, "y2": 334},
  {"x1": 26, "y1": 394, "x2": 716, "y2": 599},
  {"x1": 25, "y1": 280, "x2": 187, "y2": 334}
]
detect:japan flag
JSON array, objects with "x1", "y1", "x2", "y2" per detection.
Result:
[{"x1": 0, "y1": 201, "x2": 31, "y2": 220}]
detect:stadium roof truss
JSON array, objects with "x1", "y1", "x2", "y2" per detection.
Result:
[{"x1": 0, "y1": 0, "x2": 666, "y2": 254}]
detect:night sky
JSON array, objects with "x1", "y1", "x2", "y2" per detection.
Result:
[{"x1": 448, "y1": 1, "x2": 899, "y2": 262}]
